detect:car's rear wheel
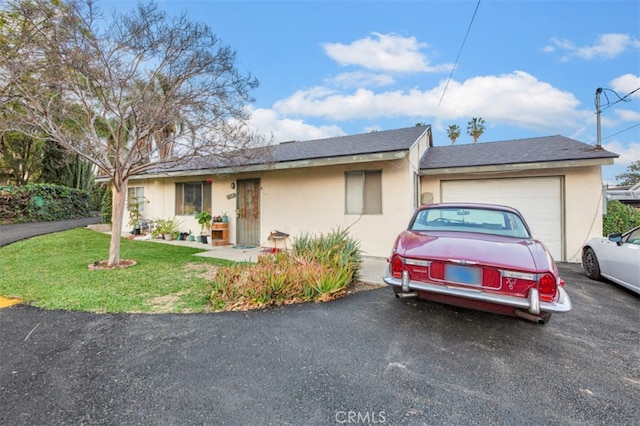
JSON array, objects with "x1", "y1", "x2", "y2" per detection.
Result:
[{"x1": 582, "y1": 247, "x2": 602, "y2": 280}]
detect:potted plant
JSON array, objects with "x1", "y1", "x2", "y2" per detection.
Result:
[
  {"x1": 127, "y1": 196, "x2": 148, "y2": 234},
  {"x1": 158, "y1": 217, "x2": 182, "y2": 240},
  {"x1": 153, "y1": 217, "x2": 183, "y2": 241},
  {"x1": 194, "y1": 211, "x2": 212, "y2": 244},
  {"x1": 221, "y1": 212, "x2": 229, "y2": 223}
]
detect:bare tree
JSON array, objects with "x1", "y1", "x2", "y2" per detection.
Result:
[
  {"x1": 466, "y1": 117, "x2": 486, "y2": 143},
  {"x1": 0, "y1": 0, "x2": 265, "y2": 266},
  {"x1": 446, "y1": 124, "x2": 460, "y2": 144}
]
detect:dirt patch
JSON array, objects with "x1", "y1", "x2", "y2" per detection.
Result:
[
  {"x1": 149, "y1": 293, "x2": 184, "y2": 313},
  {"x1": 184, "y1": 262, "x2": 219, "y2": 279},
  {"x1": 347, "y1": 281, "x2": 385, "y2": 294},
  {"x1": 88, "y1": 259, "x2": 137, "y2": 270}
]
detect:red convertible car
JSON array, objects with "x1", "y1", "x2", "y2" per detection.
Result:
[{"x1": 384, "y1": 203, "x2": 572, "y2": 324}]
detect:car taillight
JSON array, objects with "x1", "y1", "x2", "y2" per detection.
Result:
[
  {"x1": 390, "y1": 254, "x2": 404, "y2": 278},
  {"x1": 538, "y1": 273, "x2": 557, "y2": 301}
]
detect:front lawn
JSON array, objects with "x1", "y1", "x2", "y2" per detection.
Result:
[
  {"x1": 0, "y1": 228, "x2": 362, "y2": 313},
  {"x1": 0, "y1": 228, "x2": 230, "y2": 313}
]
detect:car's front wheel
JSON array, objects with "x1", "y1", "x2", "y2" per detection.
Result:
[{"x1": 582, "y1": 247, "x2": 602, "y2": 280}]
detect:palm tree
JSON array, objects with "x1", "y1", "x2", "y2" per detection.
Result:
[
  {"x1": 467, "y1": 117, "x2": 486, "y2": 143},
  {"x1": 446, "y1": 124, "x2": 461, "y2": 144}
]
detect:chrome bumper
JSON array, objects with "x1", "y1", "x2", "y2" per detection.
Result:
[{"x1": 384, "y1": 267, "x2": 572, "y2": 315}]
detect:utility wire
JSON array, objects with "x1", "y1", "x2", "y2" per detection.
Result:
[
  {"x1": 596, "y1": 87, "x2": 640, "y2": 140},
  {"x1": 603, "y1": 122, "x2": 640, "y2": 140},
  {"x1": 437, "y1": 0, "x2": 481, "y2": 108},
  {"x1": 597, "y1": 86, "x2": 638, "y2": 112}
]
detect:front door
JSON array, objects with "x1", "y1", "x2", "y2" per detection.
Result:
[{"x1": 236, "y1": 178, "x2": 260, "y2": 246}]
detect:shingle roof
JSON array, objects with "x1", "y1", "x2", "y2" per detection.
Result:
[
  {"x1": 420, "y1": 135, "x2": 618, "y2": 170},
  {"x1": 270, "y1": 125, "x2": 429, "y2": 163},
  {"x1": 162, "y1": 125, "x2": 430, "y2": 173}
]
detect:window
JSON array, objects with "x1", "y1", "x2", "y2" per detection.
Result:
[
  {"x1": 410, "y1": 207, "x2": 530, "y2": 238},
  {"x1": 345, "y1": 170, "x2": 382, "y2": 214},
  {"x1": 127, "y1": 187, "x2": 145, "y2": 213},
  {"x1": 175, "y1": 182, "x2": 212, "y2": 215}
]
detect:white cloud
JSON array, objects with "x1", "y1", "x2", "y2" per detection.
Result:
[
  {"x1": 322, "y1": 32, "x2": 452, "y2": 73},
  {"x1": 577, "y1": 34, "x2": 640, "y2": 60},
  {"x1": 273, "y1": 71, "x2": 584, "y2": 132},
  {"x1": 544, "y1": 33, "x2": 640, "y2": 61},
  {"x1": 600, "y1": 140, "x2": 640, "y2": 185},
  {"x1": 610, "y1": 73, "x2": 640, "y2": 99},
  {"x1": 602, "y1": 140, "x2": 640, "y2": 168},
  {"x1": 543, "y1": 37, "x2": 575, "y2": 53},
  {"x1": 248, "y1": 108, "x2": 345, "y2": 143},
  {"x1": 615, "y1": 109, "x2": 640, "y2": 122},
  {"x1": 329, "y1": 71, "x2": 395, "y2": 89}
]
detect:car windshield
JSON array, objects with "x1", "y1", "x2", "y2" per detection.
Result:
[{"x1": 410, "y1": 206, "x2": 531, "y2": 238}]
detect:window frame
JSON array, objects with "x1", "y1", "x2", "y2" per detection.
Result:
[
  {"x1": 345, "y1": 170, "x2": 382, "y2": 215},
  {"x1": 175, "y1": 181, "x2": 212, "y2": 215},
  {"x1": 127, "y1": 186, "x2": 145, "y2": 213}
]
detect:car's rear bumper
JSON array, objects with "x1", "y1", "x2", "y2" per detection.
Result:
[{"x1": 384, "y1": 268, "x2": 572, "y2": 315}]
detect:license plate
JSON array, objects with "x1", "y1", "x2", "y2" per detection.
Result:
[{"x1": 444, "y1": 264, "x2": 482, "y2": 286}]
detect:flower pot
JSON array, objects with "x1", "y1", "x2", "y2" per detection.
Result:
[
  {"x1": 221, "y1": 215, "x2": 228, "y2": 223},
  {"x1": 163, "y1": 233, "x2": 173, "y2": 241},
  {"x1": 201, "y1": 235, "x2": 209, "y2": 244},
  {"x1": 187, "y1": 235, "x2": 195, "y2": 242},
  {"x1": 195, "y1": 235, "x2": 202, "y2": 243}
]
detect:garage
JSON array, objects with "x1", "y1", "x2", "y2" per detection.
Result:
[{"x1": 441, "y1": 177, "x2": 563, "y2": 260}]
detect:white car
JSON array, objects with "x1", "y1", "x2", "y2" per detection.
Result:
[{"x1": 582, "y1": 226, "x2": 640, "y2": 295}]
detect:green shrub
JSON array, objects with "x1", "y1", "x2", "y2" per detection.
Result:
[
  {"x1": 89, "y1": 184, "x2": 107, "y2": 212},
  {"x1": 0, "y1": 183, "x2": 91, "y2": 224},
  {"x1": 603, "y1": 199, "x2": 640, "y2": 236},
  {"x1": 210, "y1": 228, "x2": 362, "y2": 311},
  {"x1": 101, "y1": 187, "x2": 113, "y2": 224},
  {"x1": 292, "y1": 227, "x2": 362, "y2": 278}
]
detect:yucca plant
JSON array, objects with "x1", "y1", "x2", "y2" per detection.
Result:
[
  {"x1": 292, "y1": 227, "x2": 362, "y2": 278},
  {"x1": 210, "y1": 228, "x2": 362, "y2": 311}
]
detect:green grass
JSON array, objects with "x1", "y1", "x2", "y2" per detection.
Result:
[{"x1": 0, "y1": 228, "x2": 231, "y2": 313}]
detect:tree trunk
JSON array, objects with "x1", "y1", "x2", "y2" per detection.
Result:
[{"x1": 108, "y1": 180, "x2": 128, "y2": 266}]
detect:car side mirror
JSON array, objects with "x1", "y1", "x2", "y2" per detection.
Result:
[{"x1": 608, "y1": 233, "x2": 623, "y2": 246}]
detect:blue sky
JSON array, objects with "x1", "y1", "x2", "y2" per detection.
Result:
[{"x1": 104, "y1": 0, "x2": 639, "y2": 184}]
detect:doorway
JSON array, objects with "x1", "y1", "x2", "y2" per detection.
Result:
[{"x1": 236, "y1": 178, "x2": 261, "y2": 246}]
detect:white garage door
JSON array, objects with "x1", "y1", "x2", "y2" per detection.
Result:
[{"x1": 441, "y1": 177, "x2": 563, "y2": 260}]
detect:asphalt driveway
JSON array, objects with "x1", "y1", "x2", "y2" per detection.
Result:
[
  {"x1": 0, "y1": 216, "x2": 101, "y2": 247},
  {"x1": 1, "y1": 261, "x2": 638, "y2": 425}
]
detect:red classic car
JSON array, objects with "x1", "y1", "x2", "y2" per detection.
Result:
[{"x1": 384, "y1": 203, "x2": 572, "y2": 324}]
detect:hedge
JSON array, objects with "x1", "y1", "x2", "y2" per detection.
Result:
[{"x1": 0, "y1": 183, "x2": 91, "y2": 224}]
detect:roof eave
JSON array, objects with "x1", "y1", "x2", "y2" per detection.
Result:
[
  {"x1": 420, "y1": 157, "x2": 616, "y2": 176},
  {"x1": 129, "y1": 150, "x2": 409, "y2": 181}
]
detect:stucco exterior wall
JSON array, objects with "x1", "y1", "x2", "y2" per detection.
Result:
[
  {"x1": 420, "y1": 165, "x2": 605, "y2": 263},
  {"x1": 257, "y1": 160, "x2": 413, "y2": 257},
  {"x1": 127, "y1": 154, "x2": 418, "y2": 258}
]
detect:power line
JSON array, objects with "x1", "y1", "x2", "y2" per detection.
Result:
[
  {"x1": 437, "y1": 0, "x2": 481, "y2": 108},
  {"x1": 597, "y1": 87, "x2": 638, "y2": 112},
  {"x1": 603, "y1": 122, "x2": 640, "y2": 140}
]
